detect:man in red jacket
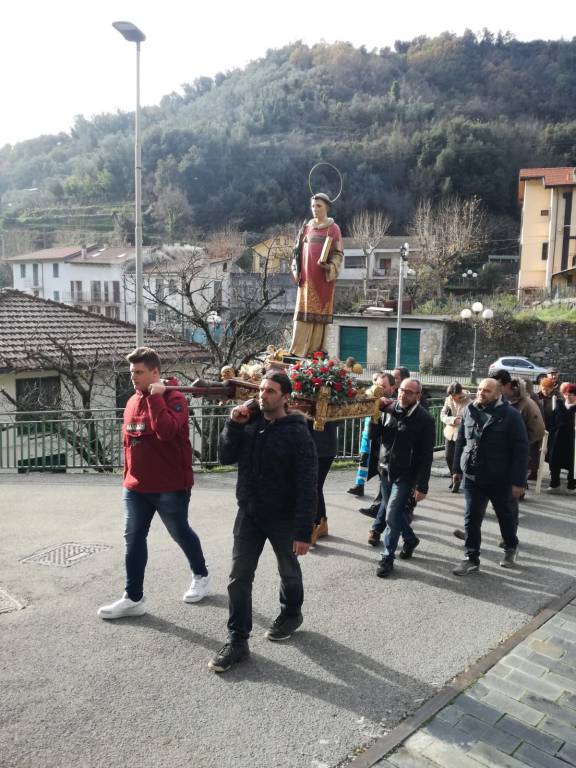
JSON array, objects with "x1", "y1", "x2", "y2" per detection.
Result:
[{"x1": 98, "y1": 347, "x2": 210, "y2": 619}]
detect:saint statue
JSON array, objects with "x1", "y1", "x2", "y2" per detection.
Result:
[{"x1": 289, "y1": 193, "x2": 343, "y2": 358}]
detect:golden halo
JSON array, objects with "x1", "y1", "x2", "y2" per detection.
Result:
[{"x1": 308, "y1": 162, "x2": 343, "y2": 203}]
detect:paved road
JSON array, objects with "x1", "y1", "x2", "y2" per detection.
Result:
[{"x1": 1, "y1": 466, "x2": 575, "y2": 768}]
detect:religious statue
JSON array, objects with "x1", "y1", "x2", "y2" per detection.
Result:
[{"x1": 289, "y1": 191, "x2": 343, "y2": 357}]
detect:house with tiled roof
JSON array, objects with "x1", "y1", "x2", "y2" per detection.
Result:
[
  {"x1": 0, "y1": 289, "x2": 209, "y2": 414},
  {"x1": 517, "y1": 167, "x2": 576, "y2": 293},
  {"x1": 5, "y1": 243, "x2": 141, "y2": 322}
]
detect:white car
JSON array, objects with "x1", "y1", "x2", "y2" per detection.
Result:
[{"x1": 487, "y1": 356, "x2": 549, "y2": 383}]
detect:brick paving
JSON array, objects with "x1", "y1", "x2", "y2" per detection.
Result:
[{"x1": 376, "y1": 601, "x2": 576, "y2": 767}]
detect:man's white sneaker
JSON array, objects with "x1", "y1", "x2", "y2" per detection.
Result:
[
  {"x1": 97, "y1": 593, "x2": 146, "y2": 620},
  {"x1": 183, "y1": 573, "x2": 212, "y2": 603}
]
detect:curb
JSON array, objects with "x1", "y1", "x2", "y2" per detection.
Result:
[{"x1": 349, "y1": 581, "x2": 576, "y2": 767}]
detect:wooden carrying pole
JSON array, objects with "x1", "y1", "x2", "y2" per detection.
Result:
[{"x1": 534, "y1": 430, "x2": 549, "y2": 495}]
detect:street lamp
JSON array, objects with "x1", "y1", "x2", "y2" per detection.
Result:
[
  {"x1": 460, "y1": 301, "x2": 494, "y2": 383},
  {"x1": 113, "y1": 20, "x2": 146, "y2": 346},
  {"x1": 394, "y1": 242, "x2": 409, "y2": 368}
]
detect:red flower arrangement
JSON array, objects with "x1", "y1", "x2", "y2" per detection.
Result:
[{"x1": 288, "y1": 353, "x2": 357, "y2": 403}]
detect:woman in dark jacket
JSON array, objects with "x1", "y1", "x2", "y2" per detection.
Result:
[{"x1": 547, "y1": 383, "x2": 576, "y2": 493}]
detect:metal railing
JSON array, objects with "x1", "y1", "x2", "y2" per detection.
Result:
[{"x1": 0, "y1": 404, "x2": 445, "y2": 473}]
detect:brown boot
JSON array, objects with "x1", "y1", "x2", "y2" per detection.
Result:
[
  {"x1": 368, "y1": 529, "x2": 381, "y2": 547},
  {"x1": 316, "y1": 517, "x2": 328, "y2": 539}
]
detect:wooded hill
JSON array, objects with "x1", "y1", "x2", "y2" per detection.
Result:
[{"x1": 1, "y1": 31, "x2": 576, "y2": 244}]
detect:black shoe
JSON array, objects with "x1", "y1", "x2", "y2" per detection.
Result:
[
  {"x1": 208, "y1": 642, "x2": 250, "y2": 673},
  {"x1": 453, "y1": 529, "x2": 466, "y2": 541},
  {"x1": 347, "y1": 485, "x2": 364, "y2": 497},
  {"x1": 399, "y1": 537, "x2": 420, "y2": 560},
  {"x1": 453, "y1": 558, "x2": 480, "y2": 576},
  {"x1": 500, "y1": 548, "x2": 518, "y2": 568},
  {"x1": 265, "y1": 612, "x2": 303, "y2": 641},
  {"x1": 376, "y1": 557, "x2": 394, "y2": 578},
  {"x1": 359, "y1": 507, "x2": 378, "y2": 519}
]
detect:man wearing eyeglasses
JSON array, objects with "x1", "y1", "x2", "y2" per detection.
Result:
[{"x1": 367, "y1": 378, "x2": 435, "y2": 577}]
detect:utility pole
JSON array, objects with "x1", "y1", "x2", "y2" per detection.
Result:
[{"x1": 394, "y1": 242, "x2": 409, "y2": 368}]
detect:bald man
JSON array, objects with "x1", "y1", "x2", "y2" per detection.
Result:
[{"x1": 452, "y1": 378, "x2": 528, "y2": 575}]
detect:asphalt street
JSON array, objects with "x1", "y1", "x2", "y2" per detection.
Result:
[{"x1": 1, "y1": 465, "x2": 575, "y2": 768}]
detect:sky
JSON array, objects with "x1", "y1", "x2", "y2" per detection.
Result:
[{"x1": 0, "y1": 0, "x2": 573, "y2": 147}]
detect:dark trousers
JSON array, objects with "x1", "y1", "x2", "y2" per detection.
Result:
[
  {"x1": 316, "y1": 456, "x2": 334, "y2": 525},
  {"x1": 550, "y1": 463, "x2": 575, "y2": 489},
  {"x1": 227, "y1": 506, "x2": 303, "y2": 643},
  {"x1": 445, "y1": 440, "x2": 456, "y2": 474},
  {"x1": 463, "y1": 477, "x2": 519, "y2": 560}
]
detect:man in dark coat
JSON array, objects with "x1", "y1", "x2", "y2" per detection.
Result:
[
  {"x1": 452, "y1": 378, "x2": 528, "y2": 575},
  {"x1": 209, "y1": 371, "x2": 318, "y2": 673},
  {"x1": 368, "y1": 379, "x2": 435, "y2": 578}
]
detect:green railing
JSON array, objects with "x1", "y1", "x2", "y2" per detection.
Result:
[{"x1": 0, "y1": 403, "x2": 445, "y2": 473}]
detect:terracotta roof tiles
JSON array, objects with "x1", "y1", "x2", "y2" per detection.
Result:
[{"x1": 0, "y1": 289, "x2": 209, "y2": 372}]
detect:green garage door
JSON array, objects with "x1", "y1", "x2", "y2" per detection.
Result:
[
  {"x1": 386, "y1": 328, "x2": 420, "y2": 370},
  {"x1": 339, "y1": 326, "x2": 367, "y2": 365}
]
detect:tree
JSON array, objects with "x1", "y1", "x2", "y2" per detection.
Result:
[
  {"x1": 410, "y1": 195, "x2": 487, "y2": 301},
  {"x1": 143, "y1": 229, "x2": 292, "y2": 372},
  {"x1": 349, "y1": 210, "x2": 392, "y2": 297},
  {"x1": 151, "y1": 186, "x2": 193, "y2": 242}
]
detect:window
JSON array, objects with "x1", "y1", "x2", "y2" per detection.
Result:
[
  {"x1": 378, "y1": 257, "x2": 392, "y2": 271},
  {"x1": 540, "y1": 210, "x2": 549, "y2": 217},
  {"x1": 168, "y1": 279, "x2": 177, "y2": 294},
  {"x1": 344, "y1": 255, "x2": 363, "y2": 269},
  {"x1": 155, "y1": 279, "x2": 165, "y2": 299},
  {"x1": 115, "y1": 373, "x2": 132, "y2": 411},
  {"x1": 112, "y1": 281, "x2": 120, "y2": 303},
  {"x1": 91, "y1": 281, "x2": 102, "y2": 302},
  {"x1": 20, "y1": 264, "x2": 26, "y2": 278},
  {"x1": 222, "y1": 262, "x2": 228, "y2": 272},
  {"x1": 147, "y1": 309, "x2": 157, "y2": 323},
  {"x1": 53, "y1": 291, "x2": 60, "y2": 302},
  {"x1": 213, "y1": 280, "x2": 223, "y2": 305},
  {"x1": 32, "y1": 263, "x2": 39, "y2": 286},
  {"x1": 105, "y1": 306, "x2": 119, "y2": 319},
  {"x1": 52, "y1": 263, "x2": 59, "y2": 278},
  {"x1": 16, "y1": 376, "x2": 61, "y2": 414},
  {"x1": 104, "y1": 282, "x2": 109, "y2": 303},
  {"x1": 541, "y1": 243, "x2": 548, "y2": 261},
  {"x1": 70, "y1": 280, "x2": 83, "y2": 302}
]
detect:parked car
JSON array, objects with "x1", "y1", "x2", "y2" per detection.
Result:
[{"x1": 488, "y1": 356, "x2": 549, "y2": 383}]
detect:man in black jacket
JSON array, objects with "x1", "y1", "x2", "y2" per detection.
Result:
[
  {"x1": 368, "y1": 379, "x2": 435, "y2": 578},
  {"x1": 452, "y1": 378, "x2": 528, "y2": 576},
  {"x1": 209, "y1": 371, "x2": 318, "y2": 673}
]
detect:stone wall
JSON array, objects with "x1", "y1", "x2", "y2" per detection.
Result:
[{"x1": 443, "y1": 316, "x2": 576, "y2": 377}]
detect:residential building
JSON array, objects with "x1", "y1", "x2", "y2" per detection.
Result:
[
  {"x1": 325, "y1": 312, "x2": 450, "y2": 371},
  {"x1": 6, "y1": 244, "x2": 140, "y2": 322},
  {"x1": 0, "y1": 289, "x2": 209, "y2": 416},
  {"x1": 517, "y1": 167, "x2": 576, "y2": 293},
  {"x1": 250, "y1": 235, "x2": 292, "y2": 274}
]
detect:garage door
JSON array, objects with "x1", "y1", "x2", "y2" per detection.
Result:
[
  {"x1": 386, "y1": 328, "x2": 420, "y2": 370},
  {"x1": 339, "y1": 326, "x2": 368, "y2": 365}
]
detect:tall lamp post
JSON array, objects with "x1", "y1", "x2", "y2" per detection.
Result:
[
  {"x1": 394, "y1": 242, "x2": 410, "y2": 368},
  {"x1": 460, "y1": 301, "x2": 494, "y2": 384},
  {"x1": 113, "y1": 20, "x2": 146, "y2": 346},
  {"x1": 462, "y1": 268, "x2": 478, "y2": 297}
]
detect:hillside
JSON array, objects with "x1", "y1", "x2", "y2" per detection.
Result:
[{"x1": 1, "y1": 32, "x2": 575, "y2": 243}]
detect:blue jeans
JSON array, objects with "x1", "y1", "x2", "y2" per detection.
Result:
[
  {"x1": 371, "y1": 472, "x2": 416, "y2": 561},
  {"x1": 123, "y1": 488, "x2": 207, "y2": 602},
  {"x1": 463, "y1": 477, "x2": 519, "y2": 561}
]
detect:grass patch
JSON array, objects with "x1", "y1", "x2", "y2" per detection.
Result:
[{"x1": 516, "y1": 306, "x2": 576, "y2": 323}]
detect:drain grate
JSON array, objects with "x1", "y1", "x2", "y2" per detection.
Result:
[
  {"x1": 20, "y1": 542, "x2": 112, "y2": 568},
  {"x1": 0, "y1": 587, "x2": 24, "y2": 614}
]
